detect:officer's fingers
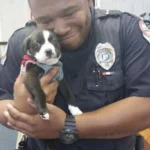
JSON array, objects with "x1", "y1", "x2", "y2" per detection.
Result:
[
  {"x1": 6, "y1": 116, "x2": 32, "y2": 133},
  {"x1": 27, "y1": 98, "x2": 37, "y2": 109},
  {"x1": 43, "y1": 81, "x2": 59, "y2": 95},
  {"x1": 6, "y1": 104, "x2": 35, "y2": 125},
  {"x1": 46, "y1": 91, "x2": 57, "y2": 104},
  {"x1": 43, "y1": 81, "x2": 59, "y2": 103},
  {"x1": 40, "y1": 67, "x2": 59, "y2": 87}
]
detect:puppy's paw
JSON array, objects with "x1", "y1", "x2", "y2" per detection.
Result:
[
  {"x1": 40, "y1": 112, "x2": 50, "y2": 120},
  {"x1": 68, "y1": 105, "x2": 83, "y2": 115}
]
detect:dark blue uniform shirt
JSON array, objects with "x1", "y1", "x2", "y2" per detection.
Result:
[{"x1": 1, "y1": 9, "x2": 150, "y2": 150}]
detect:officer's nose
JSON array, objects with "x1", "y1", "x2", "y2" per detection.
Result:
[{"x1": 53, "y1": 18, "x2": 71, "y2": 36}]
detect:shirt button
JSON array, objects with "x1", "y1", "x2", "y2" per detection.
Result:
[
  {"x1": 72, "y1": 74, "x2": 78, "y2": 78},
  {"x1": 108, "y1": 81, "x2": 113, "y2": 86}
]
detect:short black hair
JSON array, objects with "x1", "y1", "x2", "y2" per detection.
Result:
[{"x1": 25, "y1": 20, "x2": 37, "y2": 27}]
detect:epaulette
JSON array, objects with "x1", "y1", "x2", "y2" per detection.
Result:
[
  {"x1": 121, "y1": 12, "x2": 140, "y2": 19},
  {"x1": 95, "y1": 9, "x2": 122, "y2": 19}
]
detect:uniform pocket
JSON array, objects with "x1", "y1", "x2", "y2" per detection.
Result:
[
  {"x1": 86, "y1": 69, "x2": 125, "y2": 106},
  {"x1": 86, "y1": 69, "x2": 124, "y2": 91}
]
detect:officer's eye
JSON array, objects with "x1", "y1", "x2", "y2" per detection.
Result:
[
  {"x1": 36, "y1": 18, "x2": 52, "y2": 25},
  {"x1": 64, "y1": 12, "x2": 74, "y2": 17},
  {"x1": 63, "y1": 9, "x2": 78, "y2": 18},
  {"x1": 41, "y1": 18, "x2": 52, "y2": 25},
  {"x1": 42, "y1": 20, "x2": 51, "y2": 25}
]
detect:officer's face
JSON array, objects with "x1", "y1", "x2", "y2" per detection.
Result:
[{"x1": 29, "y1": 0, "x2": 92, "y2": 51}]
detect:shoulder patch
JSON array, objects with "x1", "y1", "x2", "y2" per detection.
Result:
[{"x1": 139, "y1": 20, "x2": 150, "y2": 43}]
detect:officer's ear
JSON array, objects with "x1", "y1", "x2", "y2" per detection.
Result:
[{"x1": 22, "y1": 37, "x2": 31, "y2": 56}]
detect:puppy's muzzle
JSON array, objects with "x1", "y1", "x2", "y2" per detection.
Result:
[{"x1": 46, "y1": 49, "x2": 53, "y2": 57}]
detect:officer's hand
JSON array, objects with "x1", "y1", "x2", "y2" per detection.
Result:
[
  {"x1": 40, "y1": 67, "x2": 59, "y2": 104},
  {"x1": 13, "y1": 67, "x2": 59, "y2": 114},
  {"x1": 4, "y1": 103, "x2": 66, "y2": 139},
  {"x1": 13, "y1": 71, "x2": 34, "y2": 114}
]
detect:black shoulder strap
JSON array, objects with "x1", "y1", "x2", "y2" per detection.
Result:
[
  {"x1": 94, "y1": 8, "x2": 122, "y2": 43},
  {"x1": 95, "y1": 9, "x2": 122, "y2": 19}
]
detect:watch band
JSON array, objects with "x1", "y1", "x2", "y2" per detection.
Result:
[
  {"x1": 59, "y1": 115, "x2": 78, "y2": 144},
  {"x1": 64, "y1": 115, "x2": 76, "y2": 130}
]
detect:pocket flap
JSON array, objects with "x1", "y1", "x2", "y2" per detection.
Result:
[{"x1": 86, "y1": 70, "x2": 124, "y2": 91}]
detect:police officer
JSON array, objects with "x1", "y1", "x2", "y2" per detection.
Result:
[{"x1": 1, "y1": 0, "x2": 150, "y2": 150}]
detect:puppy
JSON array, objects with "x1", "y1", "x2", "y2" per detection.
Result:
[{"x1": 21, "y1": 29, "x2": 82, "y2": 120}]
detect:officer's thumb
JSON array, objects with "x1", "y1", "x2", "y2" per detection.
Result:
[
  {"x1": 13, "y1": 71, "x2": 26, "y2": 95},
  {"x1": 15, "y1": 71, "x2": 26, "y2": 85}
]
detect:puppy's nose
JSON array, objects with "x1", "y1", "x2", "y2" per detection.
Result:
[{"x1": 45, "y1": 50, "x2": 52, "y2": 57}]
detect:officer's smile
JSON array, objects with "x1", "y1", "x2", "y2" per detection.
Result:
[{"x1": 60, "y1": 32, "x2": 78, "y2": 42}]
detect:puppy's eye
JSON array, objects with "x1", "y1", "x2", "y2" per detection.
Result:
[
  {"x1": 52, "y1": 39, "x2": 57, "y2": 43},
  {"x1": 34, "y1": 42, "x2": 41, "y2": 48}
]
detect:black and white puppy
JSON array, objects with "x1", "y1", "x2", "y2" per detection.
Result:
[{"x1": 21, "y1": 29, "x2": 82, "y2": 120}]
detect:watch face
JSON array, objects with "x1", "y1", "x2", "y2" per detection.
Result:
[{"x1": 59, "y1": 129, "x2": 78, "y2": 144}]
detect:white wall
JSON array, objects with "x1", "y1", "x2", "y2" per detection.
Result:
[
  {"x1": 0, "y1": 0, "x2": 30, "y2": 41},
  {"x1": 95, "y1": 0, "x2": 150, "y2": 19}
]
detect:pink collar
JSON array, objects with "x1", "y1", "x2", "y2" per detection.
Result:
[{"x1": 22, "y1": 54, "x2": 36, "y2": 66}]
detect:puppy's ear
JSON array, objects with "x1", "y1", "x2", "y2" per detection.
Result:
[{"x1": 21, "y1": 37, "x2": 30, "y2": 56}]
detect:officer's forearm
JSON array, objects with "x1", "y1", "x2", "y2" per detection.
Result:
[
  {"x1": 0, "y1": 100, "x2": 14, "y2": 128},
  {"x1": 75, "y1": 96, "x2": 150, "y2": 139}
]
